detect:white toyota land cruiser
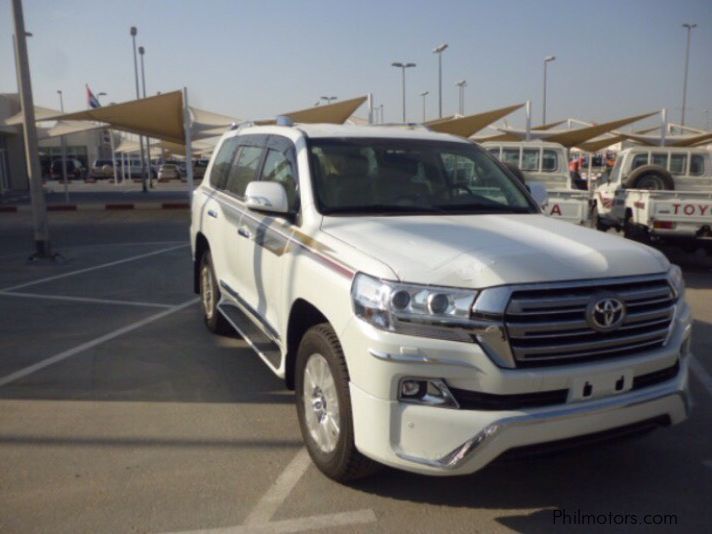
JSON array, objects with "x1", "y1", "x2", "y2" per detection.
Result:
[{"x1": 190, "y1": 122, "x2": 691, "y2": 481}]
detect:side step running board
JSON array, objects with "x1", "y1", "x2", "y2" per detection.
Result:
[{"x1": 218, "y1": 302, "x2": 282, "y2": 369}]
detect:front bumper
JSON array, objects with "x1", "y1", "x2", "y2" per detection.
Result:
[
  {"x1": 349, "y1": 360, "x2": 688, "y2": 476},
  {"x1": 343, "y1": 302, "x2": 692, "y2": 476}
]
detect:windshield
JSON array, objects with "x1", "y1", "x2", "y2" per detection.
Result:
[{"x1": 308, "y1": 138, "x2": 536, "y2": 215}]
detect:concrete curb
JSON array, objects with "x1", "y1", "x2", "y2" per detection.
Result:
[{"x1": 0, "y1": 202, "x2": 189, "y2": 213}]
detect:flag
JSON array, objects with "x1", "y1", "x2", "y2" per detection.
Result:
[{"x1": 86, "y1": 84, "x2": 101, "y2": 108}]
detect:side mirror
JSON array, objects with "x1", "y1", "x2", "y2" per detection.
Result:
[
  {"x1": 527, "y1": 182, "x2": 549, "y2": 210},
  {"x1": 245, "y1": 181, "x2": 289, "y2": 215}
]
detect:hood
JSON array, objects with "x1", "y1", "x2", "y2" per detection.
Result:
[{"x1": 321, "y1": 214, "x2": 669, "y2": 288}]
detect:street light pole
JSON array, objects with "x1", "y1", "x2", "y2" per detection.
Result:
[
  {"x1": 320, "y1": 96, "x2": 337, "y2": 105},
  {"x1": 56, "y1": 89, "x2": 69, "y2": 203},
  {"x1": 543, "y1": 55, "x2": 556, "y2": 124},
  {"x1": 681, "y1": 23, "x2": 697, "y2": 126},
  {"x1": 433, "y1": 43, "x2": 448, "y2": 119},
  {"x1": 138, "y1": 45, "x2": 152, "y2": 188},
  {"x1": 419, "y1": 91, "x2": 429, "y2": 122},
  {"x1": 456, "y1": 80, "x2": 467, "y2": 115},
  {"x1": 392, "y1": 62, "x2": 416, "y2": 123},
  {"x1": 130, "y1": 26, "x2": 148, "y2": 192},
  {"x1": 12, "y1": 0, "x2": 52, "y2": 259}
]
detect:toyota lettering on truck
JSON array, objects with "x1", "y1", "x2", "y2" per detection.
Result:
[{"x1": 190, "y1": 122, "x2": 691, "y2": 482}]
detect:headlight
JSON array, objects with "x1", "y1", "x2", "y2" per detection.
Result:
[
  {"x1": 351, "y1": 273, "x2": 478, "y2": 337},
  {"x1": 668, "y1": 264, "x2": 685, "y2": 300}
]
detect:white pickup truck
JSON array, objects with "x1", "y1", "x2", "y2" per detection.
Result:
[
  {"x1": 595, "y1": 146, "x2": 712, "y2": 247},
  {"x1": 482, "y1": 140, "x2": 591, "y2": 225},
  {"x1": 191, "y1": 122, "x2": 690, "y2": 481}
]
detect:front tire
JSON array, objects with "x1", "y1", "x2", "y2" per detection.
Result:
[
  {"x1": 295, "y1": 324, "x2": 379, "y2": 482},
  {"x1": 199, "y1": 250, "x2": 232, "y2": 335}
]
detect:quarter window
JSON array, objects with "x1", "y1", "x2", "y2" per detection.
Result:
[
  {"x1": 651, "y1": 152, "x2": 668, "y2": 168},
  {"x1": 670, "y1": 154, "x2": 687, "y2": 175},
  {"x1": 631, "y1": 153, "x2": 649, "y2": 170},
  {"x1": 209, "y1": 137, "x2": 239, "y2": 189},
  {"x1": 690, "y1": 155, "x2": 705, "y2": 176},
  {"x1": 521, "y1": 149, "x2": 540, "y2": 171},
  {"x1": 225, "y1": 145, "x2": 263, "y2": 197},
  {"x1": 502, "y1": 148, "x2": 520, "y2": 166},
  {"x1": 542, "y1": 150, "x2": 558, "y2": 172}
]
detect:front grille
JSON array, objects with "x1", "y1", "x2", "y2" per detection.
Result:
[{"x1": 505, "y1": 278, "x2": 675, "y2": 367}]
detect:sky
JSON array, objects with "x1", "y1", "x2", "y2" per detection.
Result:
[{"x1": 1, "y1": 0, "x2": 711, "y2": 131}]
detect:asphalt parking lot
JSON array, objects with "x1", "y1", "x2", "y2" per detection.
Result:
[{"x1": 1, "y1": 210, "x2": 712, "y2": 533}]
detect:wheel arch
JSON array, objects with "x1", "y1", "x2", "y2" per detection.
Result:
[{"x1": 285, "y1": 298, "x2": 330, "y2": 390}]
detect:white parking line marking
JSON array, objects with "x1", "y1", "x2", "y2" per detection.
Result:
[
  {"x1": 244, "y1": 448, "x2": 312, "y2": 526},
  {"x1": 0, "y1": 243, "x2": 189, "y2": 292},
  {"x1": 171, "y1": 510, "x2": 377, "y2": 533},
  {"x1": 0, "y1": 298, "x2": 198, "y2": 387},
  {"x1": 0, "y1": 291, "x2": 173, "y2": 309},
  {"x1": 690, "y1": 356, "x2": 712, "y2": 398}
]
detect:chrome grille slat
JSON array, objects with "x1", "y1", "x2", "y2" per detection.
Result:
[
  {"x1": 514, "y1": 339, "x2": 667, "y2": 362},
  {"x1": 511, "y1": 327, "x2": 671, "y2": 357},
  {"x1": 504, "y1": 277, "x2": 674, "y2": 366}
]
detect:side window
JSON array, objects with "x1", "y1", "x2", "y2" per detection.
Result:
[
  {"x1": 521, "y1": 149, "x2": 540, "y2": 171},
  {"x1": 690, "y1": 155, "x2": 705, "y2": 176},
  {"x1": 209, "y1": 137, "x2": 239, "y2": 189},
  {"x1": 262, "y1": 148, "x2": 298, "y2": 211},
  {"x1": 542, "y1": 150, "x2": 558, "y2": 172},
  {"x1": 651, "y1": 152, "x2": 668, "y2": 168},
  {"x1": 631, "y1": 153, "x2": 649, "y2": 170},
  {"x1": 670, "y1": 154, "x2": 687, "y2": 175},
  {"x1": 225, "y1": 145, "x2": 264, "y2": 197},
  {"x1": 502, "y1": 148, "x2": 520, "y2": 166}
]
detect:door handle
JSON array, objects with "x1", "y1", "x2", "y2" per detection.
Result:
[
  {"x1": 207, "y1": 209, "x2": 218, "y2": 219},
  {"x1": 238, "y1": 226, "x2": 253, "y2": 239}
]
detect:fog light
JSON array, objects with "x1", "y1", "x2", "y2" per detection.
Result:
[
  {"x1": 398, "y1": 378, "x2": 459, "y2": 408},
  {"x1": 401, "y1": 379, "x2": 425, "y2": 398}
]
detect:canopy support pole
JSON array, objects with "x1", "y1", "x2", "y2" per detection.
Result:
[
  {"x1": 183, "y1": 87, "x2": 194, "y2": 205},
  {"x1": 525, "y1": 100, "x2": 531, "y2": 141}
]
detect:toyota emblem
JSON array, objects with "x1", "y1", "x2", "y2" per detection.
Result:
[{"x1": 586, "y1": 294, "x2": 626, "y2": 332}]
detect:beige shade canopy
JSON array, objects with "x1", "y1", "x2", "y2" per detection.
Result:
[
  {"x1": 36, "y1": 120, "x2": 107, "y2": 140},
  {"x1": 281, "y1": 96, "x2": 367, "y2": 124},
  {"x1": 425, "y1": 103, "x2": 525, "y2": 137},
  {"x1": 34, "y1": 92, "x2": 367, "y2": 149},
  {"x1": 540, "y1": 112, "x2": 658, "y2": 147},
  {"x1": 475, "y1": 120, "x2": 566, "y2": 142},
  {"x1": 40, "y1": 91, "x2": 187, "y2": 145},
  {"x1": 3, "y1": 105, "x2": 62, "y2": 126},
  {"x1": 479, "y1": 112, "x2": 657, "y2": 148},
  {"x1": 617, "y1": 131, "x2": 712, "y2": 147}
]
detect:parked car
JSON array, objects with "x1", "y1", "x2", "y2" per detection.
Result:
[
  {"x1": 191, "y1": 123, "x2": 690, "y2": 482},
  {"x1": 158, "y1": 163, "x2": 181, "y2": 181},
  {"x1": 88, "y1": 159, "x2": 116, "y2": 180},
  {"x1": 484, "y1": 141, "x2": 592, "y2": 225},
  {"x1": 193, "y1": 159, "x2": 209, "y2": 180},
  {"x1": 50, "y1": 158, "x2": 85, "y2": 181},
  {"x1": 594, "y1": 146, "x2": 712, "y2": 246}
]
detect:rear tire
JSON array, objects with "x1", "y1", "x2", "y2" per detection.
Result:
[
  {"x1": 199, "y1": 250, "x2": 232, "y2": 335},
  {"x1": 295, "y1": 324, "x2": 379, "y2": 482}
]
